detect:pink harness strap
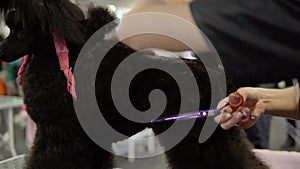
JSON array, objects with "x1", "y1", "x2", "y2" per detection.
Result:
[
  {"x1": 52, "y1": 31, "x2": 77, "y2": 100},
  {"x1": 17, "y1": 55, "x2": 30, "y2": 86},
  {"x1": 17, "y1": 31, "x2": 77, "y2": 100}
]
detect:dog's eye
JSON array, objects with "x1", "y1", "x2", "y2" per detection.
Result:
[{"x1": 5, "y1": 10, "x2": 23, "y2": 30}]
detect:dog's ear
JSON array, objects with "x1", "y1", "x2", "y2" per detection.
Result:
[{"x1": 45, "y1": 0, "x2": 85, "y2": 45}]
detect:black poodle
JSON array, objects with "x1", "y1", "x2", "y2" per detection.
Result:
[{"x1": 0, "y1": 0, "x2": 269, "y2": 169}]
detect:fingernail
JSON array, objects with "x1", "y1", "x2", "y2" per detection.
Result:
[
  {"x1": 242, "y1": 108, "x2": 250, "y2": 117},
  {"x1": 224, "y1": 113, "x2": 232, "y2": 120},
  {"x1": 251, "y1": 114, "x2": 260, "y2": 120},
  {"x1": 236, "y1": 112, "x2": 243, "y2": 119},
  {"x1": 214, "y1": 115, "x2": 221, "y2": 123},
  {"x1": 214, "y1": 113, "x2": 232, "y2": 123}
]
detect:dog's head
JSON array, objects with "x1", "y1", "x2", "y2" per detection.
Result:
[{"x1": 0, "y1": 0, "x2": 85, "y2": 62}]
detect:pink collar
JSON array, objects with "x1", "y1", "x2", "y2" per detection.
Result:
[{"x1": 17, "y1": 31, "x2": 77, "y2": 100}]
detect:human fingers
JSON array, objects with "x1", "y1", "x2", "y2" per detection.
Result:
[
  {"x1": 217, "y1": 97, "x2": 228, "y2": 109},
  {"x1": 237, "y1": 113, "x2": 260, "y2": 129},
  {"x1": 215, "y1": 92, "x2": 245, "y2": 126},
  {"x1": 214, "y1": 112, "x2": 233, "y2": 124},
  {"x1": 236, "y1": 87, "x2": 260, "y2": 107},
  {"x1": 219, "y1": 106, "x2": 251, "y2": 130},
  {"x1": 215, "y1": 97, "x2": 234, "y2": 123},
  {"x1": 228, "y1": 92, "x2": 244, "y2": 107},
  {"x1": 220, "y1": 111, "x2": 245, "y2": 130},
  {"x1": 236, "y1": 100, "x2": 265, "y2": 129}
]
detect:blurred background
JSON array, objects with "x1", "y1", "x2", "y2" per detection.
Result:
[{"x1": 0, "y1": 0, "x2": 299, "y2": 169}]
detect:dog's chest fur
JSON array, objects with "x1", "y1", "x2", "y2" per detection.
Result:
[{"x1": 22, "y1": 49, "x2": 78, "y2": 125}]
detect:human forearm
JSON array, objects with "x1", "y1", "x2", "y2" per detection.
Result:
[
  {"x1": 257, "y1": 86, "x2": 300, "y2": 120},
  {"x1": 215, "y1": 86, "x2": 300, "y2": 130},
  {"x1": 164, "y1": 0, "x2": 194, "y2": 4},
  {"x1": 132, "y1": 0, "x2": 167, "y2": 10},
  {"x1": 133, "y1": 0, "x2": 192, "y2": 7},
  {"x1": 118, "y1": 2, "x2": 208, "y2": 51}
]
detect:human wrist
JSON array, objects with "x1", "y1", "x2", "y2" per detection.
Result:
[
  {"x1": 163, "y1": 0, "x2": 192, "y2": 4},
  {"x1": 257, "y1": 86, "x2": 299, "y2": 119}
]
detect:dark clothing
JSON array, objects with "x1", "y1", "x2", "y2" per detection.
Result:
[
  {"x1": 190, "y1": 0, "x2": 300, "y2": 86},
  {"x1": 245, "y1": 115, "x2": 272, "y2": 149}
]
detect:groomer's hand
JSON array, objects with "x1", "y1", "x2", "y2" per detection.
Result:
[{"x1": 214, "y1": 87, "x2": 266, "y2": 130}]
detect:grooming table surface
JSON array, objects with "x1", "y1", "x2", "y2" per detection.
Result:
[
  {"x1": 0, "y1": 155, "x2": 25, "y2": 169},
  {"x1": 254, "y1": 149, "x2": 300, "y2": 169},
  {"x1": 0, "y1": 96, "x2": 24, "y2": 157},
  {"x1": 0, "y1": 155, "x2": 123, "y2": 169},
  {"x1": 1, "y1": 150, "x2": 299, "y2": 169},
  {"x1": 0, "y1": 97, "x2": 23, "y2": 110}
]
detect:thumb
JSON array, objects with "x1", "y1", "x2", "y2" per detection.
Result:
[{"x1": 236, "y1": 87, "x2": 259, "y2": 107}]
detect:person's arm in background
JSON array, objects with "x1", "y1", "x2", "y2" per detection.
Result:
[
  {"x1": 215, "y1": 85, "x2": 300, "y2": 130},
  {"x1": 117, "y1": 0, "x2": 208, "y2": 51}
]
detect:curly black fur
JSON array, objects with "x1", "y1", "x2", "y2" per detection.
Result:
[{"x1": 0, "y1": 0, "x2": 269, "y2": 169}]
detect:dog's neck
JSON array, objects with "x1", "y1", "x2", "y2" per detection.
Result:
[{"x1": 18, "y1": 31, "x2": 77, "y2": 99}]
